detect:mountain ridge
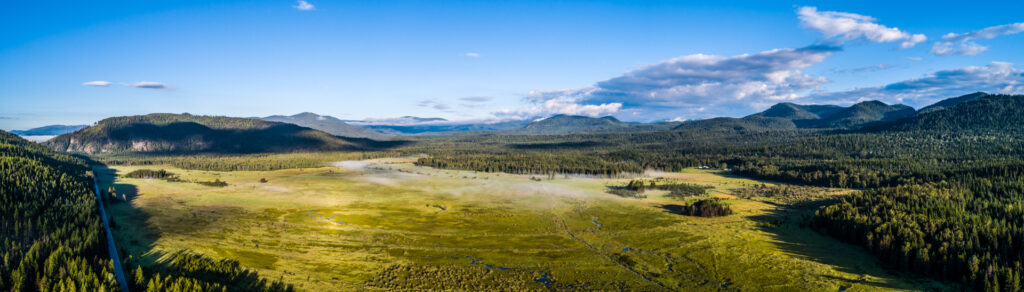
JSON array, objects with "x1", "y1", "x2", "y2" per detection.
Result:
[
  {"x1": 261, "y1": 112, "x2": 388, "y2": 139},
  {"x1": 866, "y1": 94, "x2": 1024, "y2": 133},
  {"x1": 46, "y1": 113, "x2": 395, "y2": 154},
  {"x1": 746, "y1": 100, "x2": 915, "y2": 129},
  {"x1": 11, "y1": 124, "x2": 89, "y2": 136}
]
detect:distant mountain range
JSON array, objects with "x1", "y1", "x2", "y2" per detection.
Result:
[
  {"x1": 673, "y1": 116, "x2": 798, "y2": 131},
  {"x1": 513, "y1": 115, "x2": 680, "y2": 134},
  {"x1": 41, "y1": 92, "x2": 1022, "y2": 154},
  {"x1": 347, "y1": 116, "x2": 449, "y2": 126},
  {"x1": 263, "y1": 113, "x2": 532, "y2": 136},
  {"x1": 365, "y1": 119, "x2": 531, "y2": 135},
  {"x1": 745, "y1": 100, "x2": 916, "y2": 129},
  {"x1": 11, "y1": 124, "x2": 88, "y2": 136},
  {"x1": 47, "y1": 113, "x2": 397, "y2": 154},
  {"x1": 261, "y1": 112, "x2": 387, "y2": 139}
]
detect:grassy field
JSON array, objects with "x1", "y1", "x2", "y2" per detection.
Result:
[{"x1": 96, "y1": 158, "x2": 944, "y2": 291}]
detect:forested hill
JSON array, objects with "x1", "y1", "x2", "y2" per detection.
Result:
[
  {"x1": 746, "y1": 100, "x2": 915, "y2": 129},
  {"x1": 515, "y1": 114, "x2": 679, "y2": 134},
  {"x1": 0, "y1": 130, "x2": 119, "y2": 290},
  {"x1": 261, "y1": 112, "x2": 388, "y2": 139},
  {"x1": 517, "y1": 115, "x2": 629, "y2": 134},
  {"x1": 46, "y1": 113, "x2": 394, "y2": 154},
  {"x1": 869, "y1": 94, "x2": 1024, "y2": 133},
  {"x1": 807, "y1": 100, "x2": 915, "y2": 128},
  {"x1": 672, "y1": 116, "x2": 798, "y2": 131},
  {"x1": 746, "y1": 102, "x2": 841, "y2": 120},
  {"x1": 917, "y1": 91, "x2": 989, "y2": 113}
]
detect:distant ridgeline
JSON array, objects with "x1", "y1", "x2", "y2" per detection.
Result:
[
  {"x1": 491, "y1": 97, "x2": 922, "y2": 135},
  {"x1": 46, "y1": 113, "x2": 400, "y2": 154},
  {"x1": 671, "y1": 98, "x2": 917, "y2": 131},
  {"x1": 247, "y1": 92, "x2": 1001, "y2": 137},
  {"x1": 11, "y1": 124, "x2": 88, "y2": 136},
  {"x1": 513, "y1": 115, "x2": 680, "y2": 134},
  {"x1": 0, "y1": 131, "x2": 294, "y2": 291},
  {"x1": 261, "y1": 112, "x2": 389, "y2": 139},
  {"x1": 412, "y1": 92, "x2": 1023, "y2": 181}
]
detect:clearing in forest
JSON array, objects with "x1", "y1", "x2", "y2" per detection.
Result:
[{"x1": 97, "y1": 158, "x2": 942, "y2": 291}]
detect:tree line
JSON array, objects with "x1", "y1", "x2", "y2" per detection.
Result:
[{"x1": 815, "y1": 164, "x2": 1024, "y2": 291}]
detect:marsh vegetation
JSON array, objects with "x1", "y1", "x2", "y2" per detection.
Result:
[{"x1": 96, "y1": 157, "x2": 942, "y2": 291}]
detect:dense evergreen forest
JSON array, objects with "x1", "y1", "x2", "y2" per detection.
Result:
[
  {"x1": 675, "y1": 198, "x2": 734, "y2": 217},
  {"x1": 815, "y1": 168, "x2": 1024, "y2": 291},
  {"x1": 1, "y1": 131, "x2": 293, "y2": 291},
  {"x1": 0, "y1": 130, "x2": 118, "y2": 290}
]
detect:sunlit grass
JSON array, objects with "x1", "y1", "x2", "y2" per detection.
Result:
[{"x1": 99, "y1": 160, "x2": 944, "y2": 291}]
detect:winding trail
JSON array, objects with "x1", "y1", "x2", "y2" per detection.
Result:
[{"x1": 93, "y1": 176, "x2": 130, "y2": 292}]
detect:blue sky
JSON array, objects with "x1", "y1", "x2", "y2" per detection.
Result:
[{"x1": 2, "y1": 0, "x2": 1023, "y2": 129}]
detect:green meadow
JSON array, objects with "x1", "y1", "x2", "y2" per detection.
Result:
[{"x1": 96, "y1": 159, "x2": 942, "y2": 291}]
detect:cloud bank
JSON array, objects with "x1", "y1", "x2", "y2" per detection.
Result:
[
  {"x1": 495, "y1": 98, "x2": 622, "y2": 119},
  {"x1": 798, "y1": 6, "x2": 926, "y2": 49},
  {"x1": 932, "y1": 22, "x2": 1024, "y2": 56},
  {"x1": 497, "y1": 45, "x2": 840, "y2": 120},
  {"x1": 489, "y1": 8, "x2": 1024, "y2": 122},
  {"x1": 806, "y1": 61, "x2": 1024, "y2": 106}
]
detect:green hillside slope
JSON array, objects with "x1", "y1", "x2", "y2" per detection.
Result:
[{"x1": 46, "y1": 113, "x2": 392, "y2": 154}]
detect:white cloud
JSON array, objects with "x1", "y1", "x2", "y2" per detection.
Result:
[
  {"x1": 125, "y1": 81, "x2": 168, "y2": 89},
  {"x1": 903, "y1": 56, "x2": 923, "y2": 61},
  {"x1": 504, "y1": 46, "x2": 839, "y2": 120},
  {"x1": 465, "y1": 52, "x2": 480, "y2": 57},
  {"x1": 82, "y1": 80, "x2": 112, "y2": 87},
  {"x1": 931, "y1": 41, "x2": 988, "y2": 56},
  {"x1": 294, "y1": 0, "x2": 314, "y2": 11},
  {"x1": 932, "y1": 22, "x2": 1024, "y2": 56},
  {"x1": 495, "y1": 98, "x2": 622, "y2": 119},
  {"x1": 806, "y1": 62, "x2": 1024, "y2": 106},
  {"x1": 797, "y1": 6, "x2": 926, "y2": 48}
]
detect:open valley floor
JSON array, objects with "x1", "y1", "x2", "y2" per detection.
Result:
[{"x1": 97, "y1": 158, "x2": 943, "y2": 291}]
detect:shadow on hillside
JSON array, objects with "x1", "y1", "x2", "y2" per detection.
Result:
[
  {"x1": 745, "y1": 203, "x2": 943, "y2": 291},
  {"x1": 76, "y1": 121, "x2": 411, "y2": 154}
]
